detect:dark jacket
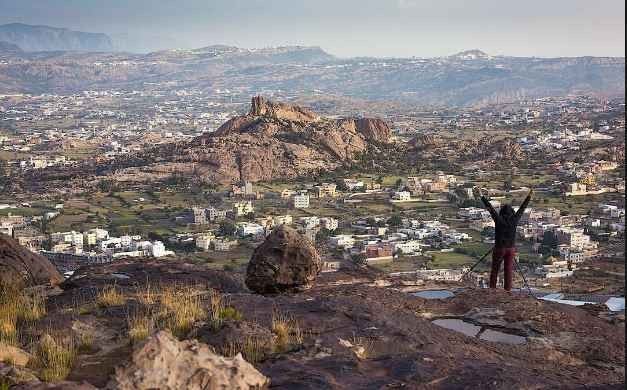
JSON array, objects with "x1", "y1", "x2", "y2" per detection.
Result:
[{"x1": 481, "y1": 194, "x2": 531, "y2": 249}]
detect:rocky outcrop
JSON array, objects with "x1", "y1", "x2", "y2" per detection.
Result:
[
  {"x1": 355, "y1": 118, "x2": 391, "y2": 143},
  {"x1": 0, "y1": 233, "x2": 63, "y2": 287},
  {"x1": 26, "y1": 97, "x2": 394, "y2": 187},
  {"x1": 109, "y1": 330, "x2": 270, "y2": 390},
  {"x1": 245, "y1": 226, "x2": 321, "y2": 294},
  {"x1": 249, "y1": 96, "x2": 319, "y2": 123}
]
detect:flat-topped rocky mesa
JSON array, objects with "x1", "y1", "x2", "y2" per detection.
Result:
[{"x1": 27, "y1": 96, "x2": 392, "y2": 189}]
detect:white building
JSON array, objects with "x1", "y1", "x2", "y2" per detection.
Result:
[
  {"x1": 233, "y1": 201, "x2": 254, "y2": 217},
  {"x1": 393, "y1": 240, "x2": 423, "y2": 255},
  {"x1": 392, "y1": 191, "x2": 412, "y2": 201},
  {"x1": 293, "y1": 193, "x2": 310, "y2": 209},
  {"x1": 320, "y1": 217, "x2": 339, "y2": 231},
  {"x1": 195, "y1": 234, "x2": 215, "y2": 251},
  {"x1": 151, "y1": 241, "x2": 170, "y2": 257},
  {"x1": 237, "y1": 222, "x2": 265, "y2": 238},
  {"x1": 329, "y1": 235, "x2": 355, "y2": 249},
  {"x1": 214, "y1": 239, "x2": 238, "y2": 251}
]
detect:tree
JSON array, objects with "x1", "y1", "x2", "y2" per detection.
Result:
[
  {"x1": 315, "y1": 228, "x2": 331, "y2": 244},
  {"x1": 388, "y1": 213, "x2": 403, "y2": 227},
  {"x1": 542, "y1": 231, "x2": 558, "y2": 250},
  {"x1": 219, "y1": 220, "x2": 237, "y2": 236},
  {"x1": 365, "y1": 217, "x2": 377, "y2": 226},
  {"x1": 351, "y1": 253, "x2": 367, "y2": 265}
]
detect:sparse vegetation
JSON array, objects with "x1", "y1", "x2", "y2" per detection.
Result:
[
  {"x1": 96, "y1": 285, "x2": 126, "y2": 308},
  {"x1": 33, "y1": 333, "x2": 77, "y2": 382},
  {"x1": 271, "y1": 310, "x2": 303, "y2": 352},
  {"x1": 77, "y1": 330, "x2": 95, "y2": 353},
  {"x1": 127, "y1": 311, "x2": 154, "y2": 344},
  {"x1": 159, "y1": 285, "x2": 206, "y2": 338},
  {"x1": 0, "y1": 284, "x2": 46, "y2": 346},
  {"x1": 350, "y1": 334, "x2": 375, "y2": 359},
  {"x1": 221, "y1": 335, "x2": 269, "y2": 363}
]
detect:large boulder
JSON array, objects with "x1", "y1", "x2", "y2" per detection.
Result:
[
  {"x1": 109, "y1": 330, "x2": 269, "y2": 390},
  {"x1": 245, "y1": 226, "x2": 322, "y2": 294},
  {"x1": 0, "y1": 233, "x2": 63, "y2": 287}
]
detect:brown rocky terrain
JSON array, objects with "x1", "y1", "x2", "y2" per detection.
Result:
[
  {"x1": 24, "y1": 96, "x2": 392, "y2": 189},
  {"x1": 0, "y1": 232, "x2": 624, "y2": 389},
  {"x1": 0, "y1": 233, "x2": 63, "y2": 287}
]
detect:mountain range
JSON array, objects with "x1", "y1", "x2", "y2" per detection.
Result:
[
  {"x1": 0, "y1": 23, "x2": 624, "y2": 106},
  {"x1": 0, "y1": 23, "x2": 113, "y2": 52}
]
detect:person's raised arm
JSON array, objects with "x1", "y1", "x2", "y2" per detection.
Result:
[
  {"x1": 515, "y1": 189, "x2": 533, "y2": 220},
  {"x1": 481, "y1": 195, "x2": 499, "y2": 221}
]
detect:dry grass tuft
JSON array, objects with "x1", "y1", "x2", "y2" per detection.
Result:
[
  {"x1": 158, "y1": 285, "x2": 206, "y2": 338},
  {"x1": 136, "y1": 282, "x2": 156, "y2": 305},
  {"x1": 350, "y1": 334, "x2": 375, "y2": 359},
  {"x1": 208, "y1": 290, "x2": 242, "y2": 330},
  {"x1": 127, "y1": 311, "x2": 155, "y2": 344},
  {"x1": 96, "y1": 285, "x2": 126, "y2": 308},
  {"x1": 0, "y1": 284, "x2": 46, "y2": 346},
  {"x1": 77, "y1": 330, "x2": 95, "y2": 353},
  {"x1": 221, "y1": 335, "x2": 268, "y2": 363},
  {"x1": 33, "y1": 333, "x2": 76, "y2": 382},
  {"x1": 271, "y1": 310, "x2": 303, "y2": 352}
]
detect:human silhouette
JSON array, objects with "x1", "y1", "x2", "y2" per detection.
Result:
[{"x1": 480, "y1": 189, "x2": 533, "y2": 291}]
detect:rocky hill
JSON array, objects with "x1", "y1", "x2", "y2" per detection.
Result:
[
  {"x1": 0, "y1": 42, "x2": 622, "y2": 106},
  {"x1": 27, "y1": 96, "x2": 391, "y2": 187},
  {"x1": 0, "y1": 23, "x2": 113, "y2": 52}
]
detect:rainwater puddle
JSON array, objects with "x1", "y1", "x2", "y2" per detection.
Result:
[
  {"x1": 478, "y1": 329, "x2": 527, "y2": 345},
  {"x1": 432, "y1": 319, "x2": 527, "y2": 345},
  {"x1": 432, "y1": 319, "x2": 481, "y2": 337},
  {"x1": 414, "y1": 290, "x2": 455, "y2": 299}
]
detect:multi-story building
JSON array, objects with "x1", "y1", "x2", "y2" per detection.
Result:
[
  {"x1": 207, "y1": 207, "x2": 228, "y2": 222},
  {"x1": 214, "y1": 239, "x2": 238, "y2": 251},
  {"x1": 195, "y1": 233, "x2": 215, "y2": 251},
  {"x1": 293, "y1": 193, "x2": 310, "y2": 209},
  {"x1": 314, "y1": 183, "x2": 337, "y2": 198},
  {"x1": 193, "y1": 207, "x2": 208, "y2": 225},
  {"x1": 233, "y1": 201, "x2": 254, "y2": 217}
]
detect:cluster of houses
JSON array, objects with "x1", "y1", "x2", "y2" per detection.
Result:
[
  {"x1": 328, "y1": 218, "x2": 470, "y2": 266},
  {"x1": 457, "y1": 201, "x2": 618, "y2": 279},
  {"x1": 38, "y1": 228, "x2": 173, "y2": 273}
]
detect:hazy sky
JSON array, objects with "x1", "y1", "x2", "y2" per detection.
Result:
[{"x1": 0, "y1": 0, "x2": 624, "y2": 57}]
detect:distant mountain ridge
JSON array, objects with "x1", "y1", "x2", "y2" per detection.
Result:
[
  {"x1": 0, "y1": 23, "x2": 113, "y2": 52},
  {"x1": 0, "y1": 30, "x2": 623, "y2": 106}
]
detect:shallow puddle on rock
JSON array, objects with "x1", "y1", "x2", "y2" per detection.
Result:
[
  {"x1": 432, "y1": 319, "x2": 528, "y2": 345},
  {"x1": 414, "y1": 290, "x2": 455, "y2": 299},
  {"x1": 432, "y1": 319, "x2": 481, "y2": 337},
  {"x1": 479, "y1": 329, "x2": 527, "y2": 345}
]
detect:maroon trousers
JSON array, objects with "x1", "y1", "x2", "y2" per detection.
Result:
[{"x1": 490, "y1": 247, "x2": 516, "y2": 291}]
